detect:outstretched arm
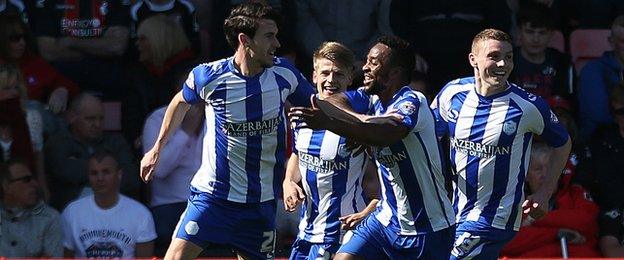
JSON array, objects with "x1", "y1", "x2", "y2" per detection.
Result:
[
  {"x1": 289, "y1": 94, "x2": 408, "y2": 146},
  {"x1": 140, "y1": 91, "x2": 191, "y2": 182}
]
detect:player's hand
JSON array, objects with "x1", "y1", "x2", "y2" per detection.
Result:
[
  {"x1": 522, "y1": 192, "x2": 549, "y2": 219},
  {"x1": 283, "y1": 180, "x2": 305, "y2": 212},
  {"x1": 140, "y1": 148, "x2": 160, "y2": 183},
  {"x1": 288, "y1": 106, "x2": 329, "y2": 130},
  {"x1": 339, "y1": 212, "x2": 366, "y2": 230}
]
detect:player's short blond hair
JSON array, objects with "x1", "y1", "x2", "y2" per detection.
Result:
[
  {"x1": 471, "y1": 29, "x2": 512, "y2": 54},
  {"x1": 312, "y1": 41, "x2": 355, "y2": 72}
]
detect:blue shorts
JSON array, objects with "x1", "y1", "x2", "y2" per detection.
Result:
[
  {"x1": 288, "y1": 238, "x2": 340, "y2": 260},
  {"x1": 337, "y1": 215, "x2": 455, "y2": 259},
  {"x1": 450, "y1": 221, "x2": 517, "y2": 260},
  {"x1": 174, "y1": 190, "x2": 276, "y2": 259}
]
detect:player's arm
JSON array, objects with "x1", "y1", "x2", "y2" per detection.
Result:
[
  {"x1": 290, "y1": 94, "x2": 408, "y2": 146},
  {"x1": 283, "y1": 154, "x2": 305, "y2": 212},
  {"x1": 340, "y1": 158, "x2": 380, "y2": 230},
  {"x1": 140, "y1": 91, "x2": 191, "y2": 182},
  {"x1": 135, "y1": 241, "x2": 155, "y2": 257},
  {"x1": 62, "y1": 26, "x2": 129, "y2": 57}
]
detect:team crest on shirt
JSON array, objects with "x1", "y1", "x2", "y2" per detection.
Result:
[
  {"x1": 447, "y1": 108, "x2": 459, "y2": 122},
  {"x1": 503, "y1": 121, "x2": 517, "y2": 135},
  {"x1": 337, "y1": 143, "x2": 350, "y2": 158},
  {"x1": 550, "y1": 110, "x2": 559, "y2": 123},
  {"x1": 398, "y1": 101, "x2": 416, "y2": 115}
]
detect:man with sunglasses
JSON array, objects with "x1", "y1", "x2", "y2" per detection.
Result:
[{"x1": 0, "y1": 159, "x2": 62, "y2": 257}]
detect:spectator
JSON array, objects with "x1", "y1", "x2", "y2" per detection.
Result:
[
  {"x1": 0, "y1": 159, "x2": 62, "y2": 257},
  {"x1": 129, "y1": 0, "x2": 199, "y2": 56},
  {"x1": 141, "y1": 98, "x2": 203, "y2": 256},
  {"x1": 500, "y1": 142, "x2": 601, "y2": 258},
  {"x1": 294, "y1": 0, "x2": 393, "y2": 75},
  {"x1": 62, "y1": 150, "x2": 156, "y2": 258},
  {"x1": 566, "y1": 0, "x2": 624, "y2": 29},
  {"x1": 0, "y1": 0, "x2": 29, "y2": 24},
  {"x1": 599, "y1": 208, "x2": 624, "y2": 257},
  {"x1": 511, "y1": 3, "x2": 574, "y2": 100},
  {"x1": 0, "y1": 64, "x2": 48, "y2": 197},
  {"x1": 45, "y1": 93, "x2": 140, "y2": 211},
  {"x1": 30, "y1": 0, "x2": 130, "y2": 99},
  {"x1": 585, "y1": 85, "x2": 624, "y2": 211},
  {"x1": 0, "y1": 14, "x2": 79, "y2": 114},
  {"x1": 124, "y1": 14, "x2": 195, "y2": 146},
  {"x1": 390, "y1": 0, "x2": 512, "y2": 93},
  {"x1": 578, "y1": 15, "x2": 624, "y2": 140}
]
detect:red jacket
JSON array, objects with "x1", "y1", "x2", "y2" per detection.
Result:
[
  {"x1": 501, "y1": 162, "x2": 601, "y2": 258},
  {"x1": 18, "y1": 52, "x2": 80, "y2": 102}
]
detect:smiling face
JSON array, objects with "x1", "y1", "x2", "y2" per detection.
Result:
[
  {"x1": 470, "y1": 39, "x2": 514, "y2": 89},
  {"x1": 362, "y1": 43, "x2": 392, "y2": 95},
  {"x1": 313, "y1": 58, "x2": 352, "y2": 99},
  {"x1": 247, "y1": 19, "x2": 280, "y2": 68}
]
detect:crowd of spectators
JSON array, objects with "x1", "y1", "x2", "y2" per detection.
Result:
[{"x1": 1, "y1": 0, "x2": 624, "y2": 258}]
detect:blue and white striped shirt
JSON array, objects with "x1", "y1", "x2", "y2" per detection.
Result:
[
  {"x1": 182, "y1": 57, "x2": 314, "y2": 203},
  {"x1": 345, "y1": 87, "x2": 455, "y2": 235},
  {"x1": 432, "y1": 77, "x2": 569, "y2": 231},
  {"x1": 294, "y1": 128, "x2": 368, "y2": 244}
]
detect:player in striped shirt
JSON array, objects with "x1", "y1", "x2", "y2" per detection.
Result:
[
  {"x1": 290, "y1": 36, "x2": 455, "y2": 259},
  {"x1": 431, "y1": 29, "x2": 571, "y2": 259},
  {"x1": 282, "y1": 41, "x2": 380, "y2": 260},
  {"x1": 140, "y1": 3, "x2": 314, "y2": 259}
]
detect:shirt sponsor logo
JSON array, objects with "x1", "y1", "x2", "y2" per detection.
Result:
[
  {"x1": 375, "y1": 148, "x2": 407, "y2": 168},
  {"x1": 298, "y1": 152, "x2": 348, "y2": 173},
  {"x1": 221, "y1": 117, "x2": 281, "y2": 137},
  {"x1": 451, "y1": 138, "x2": 511, "y2": 158},
  {"x1": 550, "y1": 110, "x2": 559, "y2": 123},
  {"x1": 61, "y1": 18, "x2": 104, "y2": 37}
]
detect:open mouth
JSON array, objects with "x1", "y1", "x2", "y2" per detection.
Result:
[
  {"x1": 492, "y1": 70, "x2": 507, "y2": 77},
  {"x1": 363, "y1": 74, "x2": 374, "y2": 85},
  {"x1": 322, "y1": 86, "x2": 339, "y2": 95}
]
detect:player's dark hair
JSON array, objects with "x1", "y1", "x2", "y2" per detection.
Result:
[
  {"x1": 375, "y1": 35, "x2": 415, "y2": 83},
  {"x1": 223, "y1": 2, "x2": 282, "y2": 50}
]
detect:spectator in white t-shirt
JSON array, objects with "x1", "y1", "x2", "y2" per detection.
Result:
[{"x1": 61, "y1": 150, "x2": 156, "y2": 258}]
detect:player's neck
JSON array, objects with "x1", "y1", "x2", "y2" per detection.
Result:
[
  {"x1": 475, "y1": 80, "x2": 507, "y2": 97},
  {"x1": 378, "y1": 84, "x2": 402, "y2": 107},
  {"x1": 520, "y1": 48, "x2": 545, "y2": 64},
  {"x1": 234, "y1": 49, "x2": 263, "y2": 77},
  {"x1": 94, "y1": 193, "x2": 119, "y2": 210}
]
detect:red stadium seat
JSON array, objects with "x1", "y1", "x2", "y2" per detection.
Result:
[
  {"x1": 569, "y1": 29, "x2": 611, "y2": 73},
  {"x1": 548, "y1": 30, "x2": 565, "y2": 53},
  {"x1": 102, "y1": 101, "x2": 122, "y2": 131}
]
